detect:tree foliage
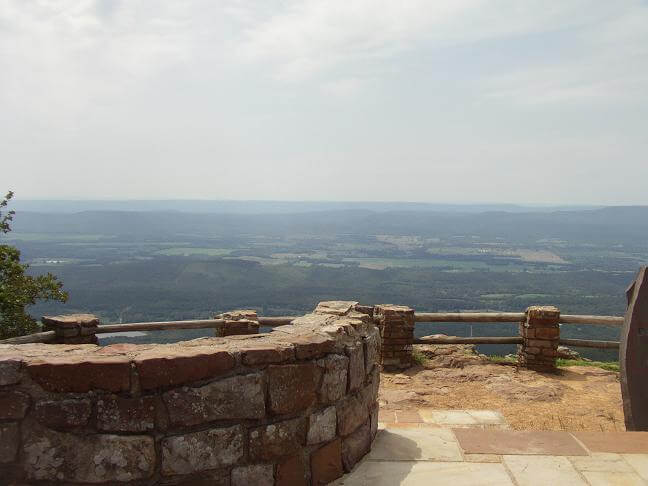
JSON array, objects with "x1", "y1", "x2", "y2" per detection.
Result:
[{"x1": 0, "y1": 191, "x2": 68, "y2": 339}]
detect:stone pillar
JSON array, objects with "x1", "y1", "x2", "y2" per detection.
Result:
[
  {"x1": 41, "y1": 314, "x2": 99, "y2": 344},
  {"x1": 518, "y1": 306, "x2": 560, "y2": 372},
  {"x1": 374, "y1": 305, "x2": 414, "y2": 371},
  {"x1": 214, "y1": 310, "x2": 260, "y2": 337}
]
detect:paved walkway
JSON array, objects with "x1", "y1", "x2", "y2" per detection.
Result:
[{"x1": 334, "y1": 410, "x2": 648, "y2": 485}]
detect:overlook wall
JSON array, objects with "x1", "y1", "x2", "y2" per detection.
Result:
[{"x1": 0, "y1": 301, "x2": 380, "y2": 485}]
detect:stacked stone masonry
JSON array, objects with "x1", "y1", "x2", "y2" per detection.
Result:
[
  {"x1": 518, "y1": 305, "x2": 561, "y2": 372},
  {"x1": 0, "y1": 301, "x2": 380, "y2": 485},
  {"x1": 214, "y1": 309, "x2": 260, "y2": 337},
  {"x1": 374, "y1": 305, "x2": 415, "y2": 370}
]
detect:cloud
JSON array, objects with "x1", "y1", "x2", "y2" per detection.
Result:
[{"x1": 234, "y1": 0, "x2": 623, "y2": 82}]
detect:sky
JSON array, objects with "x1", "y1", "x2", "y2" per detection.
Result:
[{"x1": 1, "y1": 1, "x2": 647, "y2": 205}]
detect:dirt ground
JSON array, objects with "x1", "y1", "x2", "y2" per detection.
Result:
[{"x1": 378, "y1": 344, "x2": 624, "y2": 432}]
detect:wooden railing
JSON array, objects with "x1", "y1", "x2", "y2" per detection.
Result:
[
  {"x1": 413, "y1": 311, "x2": 623, "y2": 349},
  {"x1": 0, "y1": 311, "x2": 623, "y2": 349},
  {"x1": 0, "y1": 316, "x2": 296, "y2": 344}
]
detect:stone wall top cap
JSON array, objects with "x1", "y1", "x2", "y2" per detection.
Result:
[
  {"x1": 42, "y1": 314, "x2": 99, "y2": 327},
  {"x1": 315, "y1": 301, "x2": 359, "y2": 316}
]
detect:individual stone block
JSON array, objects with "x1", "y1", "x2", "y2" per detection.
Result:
[
  {"x1": 231, "y1": 464, "x2": 274, "y2": 486},
  {"x1": 337, "y1": 391, "x2": 369, "y2": 437},
  {"x1": 267, "y1": 364, "x2": 320, "y2": 414},
  {"x1": 27, "y1": 358, "x2": 131, "y2": 393},
  {"x1": 311, "y1": 438, "x2": 344, "y2": 485},
  {"x1": 34, "y1": 399, "x2": 92, "y2": 429},
  {"x1": 370, "y1": 404, "x2": 379, "y2": 440},
  {"x1": 0, "y1": 359, "x2": 22, "y2": 386},
  {"x1": 22, "y1": 425, "x2": 155, "y2": 482},
  {"x1": 0, "y1": 423, "x2": 19, "y2": 463},
  {"x1": 164, "y1": 373, "x2": 265, "y2": 426},
  {"x1": 308, "y1": 406, "x2": 337, "y2": 445},
  {"x1": 249, "y1": 417, "x2": 306, "y2": 461},
  {"x1": 161, "y1": 425, "x2": 244, "y2": 475},
  {"x1": 215, "y1": 310, "x2": 260, "y2": 337},
  {"x1": 97, "y1": 395, "x2": 156, "y2": 432},
  {"x1": 293, "y1": 334, "x2": 336, "y2": 359},
  {"x1": 241, "y1": 343, "x2": 295, "y2": 365},
  {"x1": 135, "y1": 349, "x2": 235, "y2": 390},
  {"x1": 277, "y1": 455, "x2": 308, "y2": 486},
  {"x1": 42, "y1": 314, "x2": 99, "y2": 336},
  {"x1": 346, "y1": 344, "x2": 365, "y2": 392},
  {"x1": 342, "y1": 420, "x2": 371, "y2": 472},
  {"x1": 316, "y1": 354, "x2": 349, "y2": 404},
  {"x1": 363, "y1": 331, "x2": 380, "y2": 374},
  {"x1": 315, "y1": 301, "x2": 358, "y2": 316},
  {"x1": 0, "y1": 391, "x2": 30, "y2": 420}
]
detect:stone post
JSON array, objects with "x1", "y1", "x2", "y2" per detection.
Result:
[
  {"x1": 374, "y1": 305, "x2": 414, "y2": 371},
  {"x1": 214, "y1": 310, "x2": 260, "y2": 337},
  {"x1": 518, "y1": 306, "x2": 560, "y2": 372},
  {"x1": 41, "y1": 314, "x2": 99, "y2": 344}
]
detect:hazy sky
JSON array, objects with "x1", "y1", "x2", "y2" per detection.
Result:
[{"x1": 1, "y1": 1, "x2": 647, "y2": 204}]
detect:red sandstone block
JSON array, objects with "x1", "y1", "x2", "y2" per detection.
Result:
[
  {"x1": 293, "y1": 334, "x2": 335, "y2": 360},
  {"x1": 0, "y1": 391, "x2": 30, "y2": 420},
  {"x1": 34, "y1": 399, "x2": 92, "y2": 429},
  {"x1": 267, "y1": 364, "x2": 320, "y2": 414},
  {"x1": 385, "y1": 338, "x2": 412, "y2": 345},
  {"x1": 27, "y1": 358, "x2": 131, "y2": 393},
  {"x1": 136, "y1": 350, "x2": 235, "y2": 390},
  {"x1": 527, "y1": 339, "x2": 553, "y2": 348},
  {"x1": 535, "y1": 327, "x2": 559, "y2": 339},
  {"x1": 241, "y1": 344, "x2": 295, "y2": 365},
  {"x1": 276, "y1": 455, "x2": 308, "y2": 486},
  {"x1": 249, "y1": 417, "x2": 306, "y2": 461},
  {"x1": 346, "y1": 344, "x2": 365, "y2": 392},
  {"x1": 311, "y1": 439, "x2": 344, "y2": 486},
  {"x1": 0, "y1": 423, "x2": 19, "y2": 464},
  {"x1": 97, "y1": 395, "x2": 156, "y2": 432},
  {"x1": 342, "y1": 420, "x2": 371, "y2": 472}
]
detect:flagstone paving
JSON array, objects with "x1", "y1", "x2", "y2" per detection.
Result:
[{"x1": 334, "y1": 409, "x2": 648, "y2": 485}]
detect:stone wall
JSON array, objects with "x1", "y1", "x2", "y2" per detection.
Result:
[
  {"x1": 0, "y1": 302, "x2": 380, "y2": 485},
  {"x1": 518, "y1": 306, "x2": 560, "y2": 372},
  {"x1": 374, "y1": 305, "x2": 414, "y2": 370}
]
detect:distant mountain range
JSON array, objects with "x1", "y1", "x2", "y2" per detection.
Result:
[
  {"x1": 10, "y1": 199, "x2": 601, "y2": 214},
  {"x1": 9, "y1": 205, "x2": 648, "y2": 245}
]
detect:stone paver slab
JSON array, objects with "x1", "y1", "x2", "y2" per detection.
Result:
[
  {"x1": 367, "y1": 428, "x2": 462, "y2": 462},
  {"x1": 569, "y1": 453, "x2": 634, "y2": 473},
  {"x1": 503, "y1": 455, "x2": 587, "y2": 486},
  {"x1": 463, "y1": 454, "x2": 502, "y2": 463},
  {"x1": 623, "y1": 454, "x2": 648, "y2": 480},
  {"x1": 581, "y1": 471, "x2": 646, "y2": 486},
  {"x1": 333, "y1": 461, "x2": 514, "y2": 486},
  {"x1": 420, "y1": 410, "x2": 478, "y2": 425},
  {"x1": 465, "y1": 410, "x2": 507, "y2": 425},
  {"x1": 454, "y1": 429, "x2": 588, "y2": 455},
  {"x1": 573, "y1": 432, "x2": 648, "y2": 454},
  {"x1": 395, "y1": 410, "x2": 424, "y2": 423}
]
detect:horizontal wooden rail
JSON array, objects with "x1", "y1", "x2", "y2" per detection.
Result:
[
  {"x1": 96, "y1": 319, "x2": 226, "y2": 333},
  {"x1": 96, "y1": 316, "x2": 297, "y2": 334},
  {"x1": 559, "y1": 315, "x2": 624, "y2": 326},
  {"x1": 414, "y1": 312, "x2": 525, "y2": 323},
  {"x1": 559, "y1": 338, "x2": 620, "y2": 349},
  {"x1": 415, "y1": 335, "x2": 523, "y2": 345},
  {"x1": 0, "y1": 331, "x2": 58, "y2": 344},
  {"x1": 258, "y1": 316, "x2": 297, "y2": 326},
  {"x1": 414, "y1": 312, "x2": 624, "y2": 326}
]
